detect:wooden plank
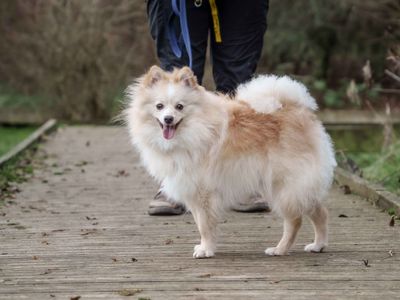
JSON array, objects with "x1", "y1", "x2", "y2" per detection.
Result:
[
  {"x1": 0, "y1": 110, "x2": 48, "y2": 126},
  {"x1": 318, "y1": 109, "x2": 400, "y2": 125},
  {"x1": 335, "y1": 167, "x2": 400, "y2": 215}
]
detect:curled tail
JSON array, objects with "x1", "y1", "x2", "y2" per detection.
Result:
[{"x1": 236, "y1": 75, "x2": 318, "y2": 114}]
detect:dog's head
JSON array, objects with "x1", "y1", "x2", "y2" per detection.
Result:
[
  {"x1": 126, "y1": 66, "x2": 218, "y2": 151},
  {"x1": 142, "y1": 66, "x2": 200, "y2": 140}
]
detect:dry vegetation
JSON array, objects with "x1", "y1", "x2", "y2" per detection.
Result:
[
  {"x1": 262, "y1": 0, "x2": 399, "y2": 108},
  {"x1": 0, "y1": 0, "x2": 155, "y2": 122}
]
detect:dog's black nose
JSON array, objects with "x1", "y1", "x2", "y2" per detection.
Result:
[{"x1": 164, "y1": 116, "x2": 174, "y2": 124}]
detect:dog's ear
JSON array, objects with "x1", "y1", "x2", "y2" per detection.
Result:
[
  {"x1": 177, "y1": 67, "x2": 198, "y2": 88},
  {"x1": 144, "y1": 65, "x2": 164, "y2": 86}
]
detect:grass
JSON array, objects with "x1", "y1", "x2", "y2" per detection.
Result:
[
  {"x1": 353, "y1": 141, "x2": 400, "y2": 195},
  {"x1": 0, "y1": 126, "x2": 36, "y2": 156},
  {"x1": 0, "y1": 84, "x2": 44, "y2": 110},
  {"x1": 332, "y1": 125, "x2": 400, "y2": 195}
]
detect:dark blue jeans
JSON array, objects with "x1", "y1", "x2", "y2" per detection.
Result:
[{"x1": 147, "y1": 0, "x2": 269, "y2": 94}]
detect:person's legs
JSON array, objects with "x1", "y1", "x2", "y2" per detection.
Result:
[
  {"x1": 186, "y1": 1, "x2": 211, "y2": 84},
  {"x1": 210, "y1": 0, "x2": 270, "y2": 212},
  {"x1": 210, "y1": 0, "x2": 269, "y2": 94},
  {"x1": 146, "y1": 0, "x2": 270, "y2": 215},
  {"x1": 146, "y1": 0, "x2": 210, "y2": 215},
  {"x1": 147, "y1": 0, "x2": 210, "y2": 83},
  {"x1": 147, "y1": 0, "x2": 183, "y2": 70}
]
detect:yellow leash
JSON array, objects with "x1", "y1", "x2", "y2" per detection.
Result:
[{"x1": 208, "y1": 0, "x2": 222, "y2": 43}]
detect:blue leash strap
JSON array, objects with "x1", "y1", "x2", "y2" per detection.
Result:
[{"x1": 167, "y1": 0, "x2": 193, "y2": 69}]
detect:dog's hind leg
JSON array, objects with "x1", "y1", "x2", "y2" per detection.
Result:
[
  {"x1": 189, "y1": 193, "x2": 219, "y2": 259},
  {"x1": 304, "y1": 203, "x2": 328, "y2": 253},
  {"x1": 265, "y1": 215, "x2": 302, "y2": 256}
]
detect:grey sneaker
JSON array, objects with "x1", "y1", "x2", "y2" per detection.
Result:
[
  {"x1": 148, "y1": 190, "x2": 186, "y2": 216},
  {"x1": 231, "y1": 194, "x2": 270, "y2": 213}
]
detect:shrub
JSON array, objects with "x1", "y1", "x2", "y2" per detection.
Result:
[{"x1": 0, "y1": 0, "x2": 156, "y2": 122}]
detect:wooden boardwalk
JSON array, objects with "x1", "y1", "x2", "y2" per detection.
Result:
[{"x1": 0, "y1": 126, "x2": 399, "y2": 300}]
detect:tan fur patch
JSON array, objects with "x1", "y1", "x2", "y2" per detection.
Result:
[
  {"x1": 143, "y1": 65, "x2": 200, "y2": 89},
  {"x1": 222, "y1": 103, "x2": 281, "y2": 157},
  {"x1": 143, "y1": 65, "x2": 166, "y2": 87},
  {"x1": 222, "y1": 102, "x2": 320, "y2": 158},
  {"x1": 172, "y1": 67, "x2": 199, "y2": 89},
  {"x1": 275, "y1": 104, "x2": 319, "y2": 156}
]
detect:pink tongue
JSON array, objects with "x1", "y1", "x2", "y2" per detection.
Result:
[{"x1": 163, "y1": 126, "x2": 176, "y2": 140}]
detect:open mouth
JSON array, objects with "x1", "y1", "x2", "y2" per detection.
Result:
[{"x1": 157, "y1": 119, "x2": 183, "y2": 140}]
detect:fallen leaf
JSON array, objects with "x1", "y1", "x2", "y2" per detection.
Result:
[
  {"x1": 362, "y1": 259, "x2": 370, "y2": 267},
  {"x1": 117, "y1": 288, "x2": 142, "y2": 296},
  {"x1": 80, "y1": 229, "x2": 98, "y2": 236},
  {"x1": 340, "y1": 185, "x2": 351, "y2": 195},
  {"x1": 40, "y1": 269, "x2": 52, "y2": 275},
  {"x1": 270, "y1": 280, "x2": 281, "y2": 284},
  {"x1": 75, "y1": 161, "x2": 88, "y2": 167},
  {"x1": 389, "y1": 216, "x2": 395, "y2": 227},
  {"x1": 164, "y1": 239, "x2": 173, "y2": 245},
  {"x1": 115, "y1": 170, "x2": 129, "y2": 177}
]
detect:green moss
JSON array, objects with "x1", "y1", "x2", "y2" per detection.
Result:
[
  {"x1": 0, "y1": 144, "x2": 37, "y2": 206},
  {"x1": 329, "y1": 125, "x2": 386, "y2": 153},
  {"x1": 0, "y1": 126, "x2": 37, "y2": 206}
]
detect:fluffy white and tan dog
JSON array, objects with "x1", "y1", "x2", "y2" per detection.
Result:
[{"x1": 125, "y1": 66, "x2": 336, "y2": 258}]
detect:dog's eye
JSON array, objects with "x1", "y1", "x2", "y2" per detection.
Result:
[
  {"x1": 175, "y1": 104, "x2": 184, "y2": 111},
  {"x1": 156, "y1": 103, "x2": 164, "y2": 110}
]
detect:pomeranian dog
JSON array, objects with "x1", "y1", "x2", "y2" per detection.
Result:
[{"x1": 125, "y1": 66, "x2": 336, "y2": 258}]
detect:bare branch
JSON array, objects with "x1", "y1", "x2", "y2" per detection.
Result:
[{"x1": 385, "y1": 69, "x2": 400, "y2": 84}]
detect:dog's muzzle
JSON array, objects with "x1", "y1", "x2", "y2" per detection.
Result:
[{"x1": 157, "y1": 118, "x2": 183, "y2": 140}]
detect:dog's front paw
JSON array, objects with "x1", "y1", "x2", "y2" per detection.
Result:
[
  {"x1": 264, "y1": 247, "x2": 288, "y2": 256},
  {"x1": 193, "y1": 244, "x2": 215, "y2": 259},
  {"x1": 304, "y1": 242, "x2": 326, "y2": 253}
]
